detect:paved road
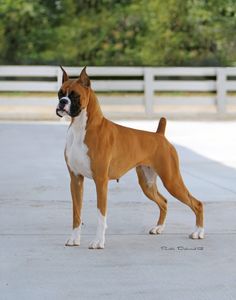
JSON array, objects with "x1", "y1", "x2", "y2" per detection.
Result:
[{"x1": 1, "y1": 120, "x2": 236, "y2": 300}]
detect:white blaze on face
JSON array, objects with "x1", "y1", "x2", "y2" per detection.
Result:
[
  {"x1": 57, "y1": 95, "x2": 71, "y2": 115},
  {"x1": 57, "y1": 89, "x2": 71, "y2": 117},
  {"x1": 62, "y1": 96, "x2": 71, "y2": 113}
]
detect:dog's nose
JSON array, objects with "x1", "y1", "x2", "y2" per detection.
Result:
[{"x1": 59, "y1": 98, "x2": 68, "y2": 108}]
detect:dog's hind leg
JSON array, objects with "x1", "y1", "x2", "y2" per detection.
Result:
[
  {"x1": 156, "y1": 144, "x2": 204, "y2": 239},
  {"x1": 136, "y1": 166, "x2": 167, "y2": 235}
]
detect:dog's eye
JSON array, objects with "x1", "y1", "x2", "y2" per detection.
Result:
[
  {"x1": 69, "y1": 91, "x2": 80, "y2": 101},
  {"x1": 58, "y1": 89, "x2": 65, "y2": 99}
]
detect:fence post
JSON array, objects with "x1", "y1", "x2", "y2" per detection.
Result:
[
  {"x1": 144, "y1": 68, "x2": 154, "y2": 117},
  {"x1": 216, "y1": 68, "x2": 227, "y2": 114},
  {"x1": 57, "y1": 66, "x2": 63, "y2": 90}
]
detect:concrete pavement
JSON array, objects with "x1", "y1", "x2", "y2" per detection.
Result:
[{"x1": 1, "y1": 120, "x2": 236, "y2": 300}]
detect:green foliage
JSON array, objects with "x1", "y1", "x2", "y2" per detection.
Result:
[{"x1": 0, "y1": 0, "x2": 236, "y2": 66}]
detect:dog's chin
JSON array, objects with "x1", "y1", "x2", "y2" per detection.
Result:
[
  {"x1": 70, "y1": 109, "x2": 82, "y2": 118},
  {"x1": 56, "y1": 108, "x2": 70, "y2": 118}
]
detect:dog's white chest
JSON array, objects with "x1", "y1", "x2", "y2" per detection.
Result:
[{"x1": 65, "y1": 110, "x2": 92, "y2": 178}]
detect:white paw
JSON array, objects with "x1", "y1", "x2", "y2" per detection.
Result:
[
  {"x1": 89, "y1": 239, "x2": 105, "y2": 249},
  {"x1": 149, "y1": 224, "x2": 165, "y2": 235},
  {"x1": 89, "y1": 210, "x2": 107, "y2": 249},
  {"x1": 189, "y1": 227, "x2": 205, "y2": 239},
  {"x1": 65, "y1": 227, "x2": 81, "y2": 246},
  {"x1": 66, "y1": 237, "x2": 80, "y2": 246}
]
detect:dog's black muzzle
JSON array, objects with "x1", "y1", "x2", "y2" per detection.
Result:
[
  {"x1": 58, "y1": 98, "x2": 68, "y2": 109},
  {"x1": 56, "y1": 98, "x2": 70, "y2": 117}
]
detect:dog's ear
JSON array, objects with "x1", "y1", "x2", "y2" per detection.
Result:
[
  {"x1": 78, "y1": 66, "x2": 90, "y2": 88},
  {"x1": 60, "y1": 65, "x2": 69, "y2": 83}
]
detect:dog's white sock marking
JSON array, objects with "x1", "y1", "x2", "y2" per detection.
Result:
[
  {"x1": 190, "y1": 226, "x2": 205, "y2": 239},
  {"x1": 149, "y1": 224, "x2": 165, "y2": 235},
  {"x1": 89, "y1": 209, "x2": 107, "y2": 249},
  {"x1": 66, "y1": 226, "x2": 81, "y2": 246}
]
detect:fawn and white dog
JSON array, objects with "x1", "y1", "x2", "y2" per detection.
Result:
[{"x1": 56, "y1": 66, "x2": 204, "y2": 249}]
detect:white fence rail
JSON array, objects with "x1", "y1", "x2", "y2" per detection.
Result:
[{"x1": 0, "y1": 65, "x2": 235, "y2": 116}]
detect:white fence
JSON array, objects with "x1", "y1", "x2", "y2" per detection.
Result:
[{"x1": 0, "y1": 65, "x2": 235, "y2": 116}]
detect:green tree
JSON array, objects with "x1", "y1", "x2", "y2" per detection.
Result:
[
  {"x1": 0, "y1": 0, "x2": 61, "y2": 64},
  {"x1": 139, "y1": 0, "x2": 236, "y2": 66},
  {"x1": 0, "y1": 0, "x2": 236, "y2": 66}
]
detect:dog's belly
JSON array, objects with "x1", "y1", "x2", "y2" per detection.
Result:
[{"x1": 65, "y1": 113, "x2": 92, "y2": 179}]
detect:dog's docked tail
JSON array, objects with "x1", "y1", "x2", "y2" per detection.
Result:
[{"x1": 156, "y1": 117, "x2": 166, "y2": 135}]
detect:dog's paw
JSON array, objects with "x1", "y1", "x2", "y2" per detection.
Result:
[
  {"x1": 88, "y1": 239, "x2": 105, "y2": 249},
  {"x1": 65, "y1": 237, "x2": 80, "y2": 246},
  {"x1": 189, "y1": 227, "x2": 205, "y2": 239},
  {"x1": 149, "y1": 224, "x2": 165, "y2": 235},
  {"x1": 65, "y1": 227, "x2": 81, "y2": 246}
]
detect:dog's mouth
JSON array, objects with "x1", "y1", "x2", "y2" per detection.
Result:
[
  {"x1": 56, "y1": 107, "x2": 70, "y2": 118},
  {"x1": 56, "y1": 104, "x2": 82, "y2": 118}
]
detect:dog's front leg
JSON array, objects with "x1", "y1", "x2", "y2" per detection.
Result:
[
  {"x1": 89, "y1": 177, "x2": 108, "y2": 249},
  {"x1": 65, "y1": 172, "x2": 84, "y2": 246}
]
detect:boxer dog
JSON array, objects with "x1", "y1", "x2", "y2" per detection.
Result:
[{"x1": 56, "y1": 66, "x2": 204, "y2": 249}]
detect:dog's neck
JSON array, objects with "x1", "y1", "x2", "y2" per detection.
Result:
[
  {"x1": 71, "y1": 89, "x2": 104, "y2": 128},
  {"x1": 87, "y1": 89, "x2": 104, "y2": 126}
]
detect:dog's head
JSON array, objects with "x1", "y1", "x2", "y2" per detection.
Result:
[{"x1": 56, "y1": 66, "x2": 91, "y2": 118}]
